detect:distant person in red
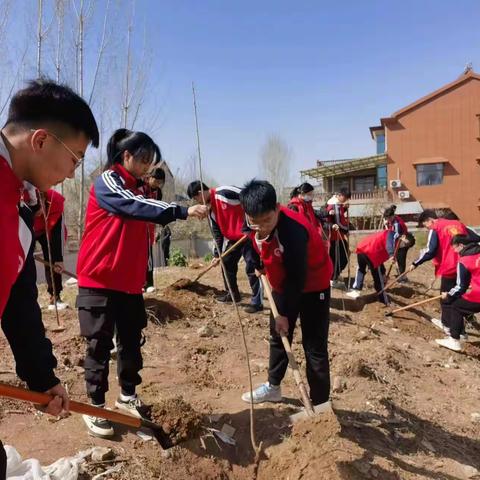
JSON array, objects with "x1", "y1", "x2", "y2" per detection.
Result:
[
  {"x1": 410, "y1": 209, "x2": 468, "y2": 333},
  {"x1": 347, "y1": 230, "x2": 415, "y2": 304},
  {"x1": 383, "y1": 205, "x2": 412, "y2": 280},
  {"x1": 34, "y1": 189, "x2": 68, "y2": 309},
  {"x1": 239, "y1": 180, "x2": 332, "y2": 407},
  {"x1": 288, "y1": 182, "x2": 328, "y2": 246},
  {"x1": 326, "y1": 188, "x2": 351, "y2": 288},
  {"x1": 142, "y1": 164, "x2": 165, "y2": 293},
  {"x1": 187, "y1": 181, "x2": 263, "y2": 313},
  {"x1": 437, "y1": 235, "x2": 480, "y2": 352},
  {"x1": 77, "y1": 129, "x2": 207, "y2": 439}
]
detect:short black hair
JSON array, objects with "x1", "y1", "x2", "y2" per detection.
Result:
[
  {"x1": 417, "y1": 209, "x2": 437, "y2": 227},
  {"x1": 6, "y1": 78, "x2": 99, "y2": 147},
  {"x1": 150, "y1": 167, "x2": 165, "y2": 181},
  {"x1": 187, "y1": 180, "x2": 209, "y2": 199},
  {"x1": 441, "y1": 210, "x2": 459, "y2": 220},
  {"x1": 383, "y1": 204, "x2": 397, "y2": 218},
  {"x1": 403, "y1": 232, "x2": 416, "y2": 248},
  {"x1": 451, "y1": 234, "x2": 476, "y2": 246},
  {"x1": 338, "y1": 187, "x2": 351, "y2": 199},
  {"x1": 240, "y1": 179, "x2": 277, "y2": 216}
]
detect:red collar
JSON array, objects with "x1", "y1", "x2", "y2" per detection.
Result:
[{"x1": 111, "y1": 164, "x2": 138, "y2": 189}]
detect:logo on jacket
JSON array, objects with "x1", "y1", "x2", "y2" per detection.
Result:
[
  {"x1": 446, "y1": 226, "x2": 461, "y2": 237},
  {"x1": 221, "y1": 203, "x2": 227, "y2": 210},
  {"x1": 274, "y1": 248, "x2": 282, "y2": 257}
]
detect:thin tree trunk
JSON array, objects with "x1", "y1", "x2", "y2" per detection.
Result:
[{"x1": 36, "y1": 0, "x2": 43, "y2": 77}]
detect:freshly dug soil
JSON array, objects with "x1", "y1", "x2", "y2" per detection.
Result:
[{"x1": 147, "y1": 396, "x2": 203, "y2": 445}]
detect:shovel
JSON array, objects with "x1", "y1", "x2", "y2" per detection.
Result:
[
  {"x1": 356, "y1": 269, "x2": 410, "y2": 304},
  {"x1": 171, "y1": 235, "x2": 247, "y2": 289},
  {"x1": 260, "y1": 276, "x2": 332, "y2": 422},
  {"x1": 0, "y1": 382, "x2": 174, "y2": 449},
  {"x1": 34, "y1": 255, "x2": 78, "y2": 279},
  {"x1": 385, "y1": 294, "x2": 442, "y2": 317}
]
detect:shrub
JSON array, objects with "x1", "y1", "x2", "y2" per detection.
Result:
[
  {"x1": 203, "y1": 252, "x2": 213, "y2": 263},
  {"x1": 168, "y1": 248, "x2": 188, "y2": 267}
]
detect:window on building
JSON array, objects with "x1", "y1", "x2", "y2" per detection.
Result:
[
  {"x1": 354, "y1": 176, "x2": 375, "y2": 192},
  {"x1": 416, "y1": 163, "x2": 444, "y2": 186},
  {"x1": 376, "y1": 134, "x2": 385, "y2": 154},
  {"x1": 332, "y1": 178, "x2": 350, "y2": 192},
  {"x1": 377, "y1": 165, "x2": 387, "y2": 189}
]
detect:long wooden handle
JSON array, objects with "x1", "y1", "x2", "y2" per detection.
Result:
[
  {"x1": 34, "y1": 255, "x2": 78, "y2": 280},
  {"x1": 260, "y1": 276, "x2": 315, "y2": 416},
  {"x1": 389, "y1": 294, "x2": 442, "y2": 315},
  {"x1": 0, "y1": 382, "x2": 141, "y2": 429},
  {"x1": 385, "y1": 241, "x2": 401, "y2": 279},
  {"x1": 193, "y1": 235, "x2": 247, "y2": 282},
  {"x1": 378, "y1": 269, "x2": 409, "y2": 296}
]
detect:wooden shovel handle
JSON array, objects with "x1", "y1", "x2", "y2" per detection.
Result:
[
  {"x1": 260, "y1": 276, "x2": 315, "y2": 416},
  {"x1": 0, "y1": 382, "x2": 141, "y2": 429},
  {"x1": 385, "y1": 240, "x2": 401, "y2": 280},
  {"x1": 193, "y1": 235, "x2": 247, "y2": 282},
  {"x1": 378, "y1": 269, "x2": 409, "y2": 296},
  {"x1": 389, "y1": 294, "x2": 443, "y2": 315},
  {"x1": 34, "y1": 255, "x2": 78, "y2": 280}
]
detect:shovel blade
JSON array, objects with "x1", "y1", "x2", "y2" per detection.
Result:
[
  {"x1": 140, "y1": 418, "x2": 175, "y2": 449},
  {"x1": 289, "y1": 400, "x2": 333, "y2": 423}
]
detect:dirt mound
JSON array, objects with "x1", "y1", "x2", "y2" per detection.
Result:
[
  {"x1": 170, "y1": 278, "x2": 193, "y2": 290},
  {"x1": 144, "y1": 298, "x2": 184, "y2": 324},
  {"x1": 258, "y1": 411, "x2": 363, "y2": 480},
  {"x1": 147, "y1": 396, "x2": 202, "y2": 445}
]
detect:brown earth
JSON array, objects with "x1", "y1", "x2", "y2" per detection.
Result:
[{"x1": 0, "y1": 254, "x2": 479, "y2": 479}]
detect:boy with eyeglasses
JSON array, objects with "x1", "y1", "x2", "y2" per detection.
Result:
[{"x1": 0, "y1": 79, "x2": 99, "y2": 477}]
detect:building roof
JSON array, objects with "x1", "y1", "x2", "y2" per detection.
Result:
[
  {"x1": 301, "y1": 153, "x2": 387, "y2": 179},
  {"x1": 381, "y1": 70, "x2": 480, "y2": 125}
]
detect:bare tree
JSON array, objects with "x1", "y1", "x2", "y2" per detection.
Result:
[
  {"x1": 259, "y1": 134, "x2": 293, "y2": 200},
  {"x1": 121, "y1": 1, "x2": 134, "y2": 128},
  {"x1": 36, "y1": 0, "x2": 54, "y2": 76}
]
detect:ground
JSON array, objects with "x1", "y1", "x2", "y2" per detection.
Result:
[{"x1": 1, "y1": 248, "x2": 480, "y2": 479}]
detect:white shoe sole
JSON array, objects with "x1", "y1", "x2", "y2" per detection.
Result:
[
  {"x1": 346, "y1": 291, "x2": 361, "y2": 299},
  {"x1": 435, "y1": 339, "x2": 462, "y2": 352},
  {"x1": 241, "y1": 392, "x2": 282, "y2": 404}
]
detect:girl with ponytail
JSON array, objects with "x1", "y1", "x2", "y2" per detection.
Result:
[
  {"x1": 287, "y1": 182, "x2": 327, "y2": 245},
  {"x1": 76, "y1": 129, "x2": 207, "y2": 438},
  {"x1": 383, "y1": 205, "x2": 413, "y2": 278}
]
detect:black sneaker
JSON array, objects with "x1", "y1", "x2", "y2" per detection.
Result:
[
  {"x1": 244, "y1": 304, "x2": 264, "y2": 314},
  {"x1": 215, "y1": 292, "x2": 241, "y2": 304},
  {"x1": 83, "y1": 414, "x2": 114, "y2": 438}
]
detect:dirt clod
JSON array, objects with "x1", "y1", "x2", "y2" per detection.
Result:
[{"x1": 146, "y1": 397, "x2": 202, "y2": 445}]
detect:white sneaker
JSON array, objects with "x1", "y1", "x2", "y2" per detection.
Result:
[
  {"x1": 145, "y1": 286, "x2": 156, "y2": 293},
  {"x1": 48, "y1": 301, "x2": 68, "y2": 311},
  {"x1": 346, "y1": 289, "x2": 361, "y2": 299},
  {"x1": 435, "y1": 337, "x2": 463, "y2": 352},
  {"x1": 241, "y1": 382, "x2": 282, "y2": 404},
  {"x1": 82, "y1": 414, "x2": 114, "y2": 438},
  {"x1": 115, "y1": 395, "x2": 148, "y2": 419},
  {"x1": 430, "y1": 318, "x2": 444, "y2": 331},
  {"x1": 65, "y1": 277, "x2": 78, "y2": 286}
]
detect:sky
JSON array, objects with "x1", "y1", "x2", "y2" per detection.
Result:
[
  {"x1": 7, "y1": 0, "x2": 480, "y2": 187},
  {"x1": 137, "y1": 0, "x2": 480, "y2": 186}
]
